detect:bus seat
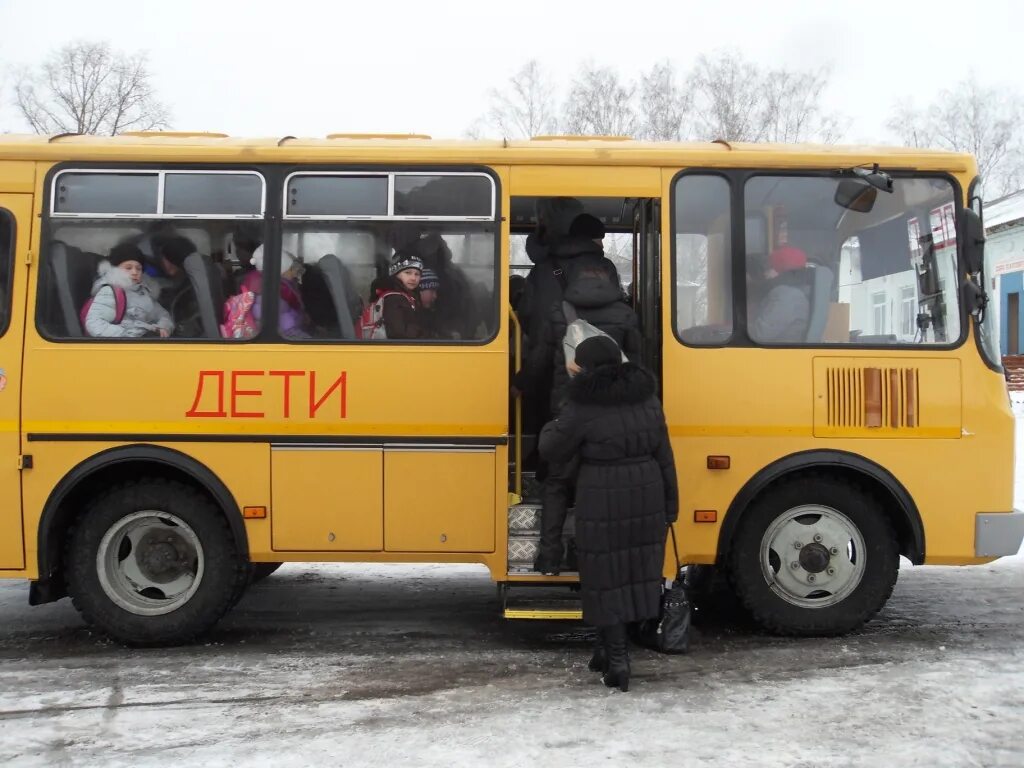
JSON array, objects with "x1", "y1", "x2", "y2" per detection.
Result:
[
  {"x1": 183, "y1": 252, "x2": 224, "y2": 338},
  {"x1": 318, "y1": 254, "x2": 357, "y2": 339},
  {"x1": 173, "y1": 228, "x2": 212, "y2": 256},
  {"x1": 49, "y1": 240, "x2": 99, "y2": 337},
  {"x1": 300, "y1": 263, "x2": 337, "y2": 333},
  {"x1": 805, "y1": 264, "x2": 835, "y2": 343}
]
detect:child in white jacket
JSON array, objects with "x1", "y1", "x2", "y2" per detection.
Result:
[{"x1": 84, "y1": 243, "x2": 175, "y2": 338}]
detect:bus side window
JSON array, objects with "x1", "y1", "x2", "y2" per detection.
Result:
[
  {"x1": 0, "y1": 212, "x2": 14, "y2": 337},
  {"x1": 673, "y1": 175, "x2": 734, "y2": 345},
  {"x1": 282, "y1": 172, "x2": 498, "y2": 344},
  {"x1": 40, "y1": 170, "x2": 267, "y2": 342}
]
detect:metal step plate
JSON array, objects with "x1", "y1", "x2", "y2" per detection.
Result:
[
  {"x1": 508, "y1": 504, "x2": 542, "y2": 534},
  {"x1": 503, "y1": 606, "x2": 583, "y2": 620},
  {"x1": 502, "y1": 595, "x2": 583, "y2": 621}
]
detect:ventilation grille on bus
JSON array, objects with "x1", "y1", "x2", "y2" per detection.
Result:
[{"x1": 825, "y1": 367, "x2": 919, "y2": 428}]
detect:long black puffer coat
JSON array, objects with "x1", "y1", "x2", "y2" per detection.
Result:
[{"x1": 539, "y1": 363, "x2": 679, "y2": 627}]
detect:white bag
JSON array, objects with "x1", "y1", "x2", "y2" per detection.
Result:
[{"x1": 561, "y1": 301, "x2": 627, "y2": 375}]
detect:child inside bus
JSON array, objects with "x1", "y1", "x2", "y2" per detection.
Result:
[
  {"x1": 363, "y1": 253, "x2": 432, "y2": 340},
  {"x1": 417, "y1": 272, "x2": 442, "y2": 337},
  {"x1": 83, "y1": 243, "x2": 175, "y2": 338},
  {"x1": 749, "y1": 245, "x2": 811, "y2": 343},
  {"x1": 241, "y1": 246, "x2": 311, "y2": 339}
]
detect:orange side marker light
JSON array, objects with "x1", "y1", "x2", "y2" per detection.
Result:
[
  {"x1": 707, "y1": 455, "x2": 730, "y2": 470},
  {"x1": 694, "y1": 510, "x2": 718, "y2": 523},
  {"x1": 243, "y1": 506, "x2": 267, "y2": 519}
]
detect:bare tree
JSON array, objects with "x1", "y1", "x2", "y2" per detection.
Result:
[
  {"x1": 760, "y1": 67, "x2": 841, "y2": 144},
  {"x1": 888, "y1": 76, "x2": 1024, "y2": 199},
  {"x1": 637, "y1": 60, "x2": 689, "y2": 141},
  {"x1": 482, "y1": 60, "x2": 559, "y2": 139},
  {"x1": 15, "y1": 41, "x2": 170, "y2": 136},
  {"x1": 684, "y1": 51, "x2": 840, "y2": 143},
  {"x1": 563, "y1": 64, "x2": 638, "y2": 136}
]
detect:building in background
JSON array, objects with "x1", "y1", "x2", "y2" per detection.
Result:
[{"x1": 987, "y1": 190, "x2": 1024, "y2": 358}]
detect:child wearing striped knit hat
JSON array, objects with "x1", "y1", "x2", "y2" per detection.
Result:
[{"x1": 418, "y1": 268, "x2": 441, "y2": 309}]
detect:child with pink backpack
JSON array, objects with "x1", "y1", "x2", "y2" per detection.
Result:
[
  {"x1": 221, "y1": 246, "x2": 310, "y2": 339},
  {"x1": 357, "y1": 253, "x2": 433, "y2": 340},
  {"x1": 82, "y1": 244, "x2": 175, "y2": 338}
]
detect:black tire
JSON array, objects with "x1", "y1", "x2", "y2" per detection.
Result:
[
  {"x1": 728, "y1": 474, "x2": 899, "y2": 636},
  {"x1": 250, "y1": 562, "x2": 283, "y2": 583},
  {"x1": 65, "y1": 478, "x2": 248, "y2": 647}
]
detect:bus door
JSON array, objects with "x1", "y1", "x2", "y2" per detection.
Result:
[
  {"x1": 0, "y1": 194, "x2": 30, "y2": 569},
  {"x1": 632, "y1": 198, "x2": 662, "y2": 376}
]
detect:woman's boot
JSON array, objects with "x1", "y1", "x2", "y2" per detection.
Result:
[
  {"x1": 588, "y1": 627, "x2": 608, "y2": 673},
  {"x1": 602, "y1": 623, "x2": 630, "y2": 692}
]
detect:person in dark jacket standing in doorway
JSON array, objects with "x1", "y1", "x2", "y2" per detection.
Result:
[
  {"x1": 515, "y1": 211, "x2": 623, "y2": 438},
  {"x1": 516, "y1": 261, "x2": 642, "y2": 575},
  {"x1": 539, "y1": 336, "x2": 678, "y2": 692}
]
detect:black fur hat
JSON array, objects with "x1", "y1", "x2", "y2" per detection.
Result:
[
  {"x1": 108, "y1": 243, "x2": 145, "y2": 267},
  {"x1": 574, "y1": 335, "x2": 620, "y2": 369}
]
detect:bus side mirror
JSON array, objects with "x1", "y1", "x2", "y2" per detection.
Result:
[{"x1": 960, "y1": 208, "x2": 985, "y2": 274}]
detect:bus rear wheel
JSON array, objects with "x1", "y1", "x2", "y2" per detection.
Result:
[
  {"x1": 728, "y1": 475, "x2": 899, "y2": 636},
  {"x1": 65, "y1": 478, "x2": 247, "y2": 646}
]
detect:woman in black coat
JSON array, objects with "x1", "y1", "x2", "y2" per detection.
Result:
[{"x1": 539, "y1": 336, "x2": 679, "y2": 692}]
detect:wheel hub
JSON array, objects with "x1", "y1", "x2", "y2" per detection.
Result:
[
  {"x1": 137, "y1": 530, "x2": 190, "y2": 583},
  {"x1": 759, "y1": 504, "x2": 866, "y2": 609},
  {"x1": 798, "y1": 542, "x2": 831, "y2": 574},
  {"x1": 96, "y1": 511, "x2": 205, "y2": 616}
]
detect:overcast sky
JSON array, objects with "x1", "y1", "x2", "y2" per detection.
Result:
[{"x1": 0, "y1": 0, "x2": 1020, "y2": 143}]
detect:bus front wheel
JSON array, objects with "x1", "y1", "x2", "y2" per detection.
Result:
[
  {"x1": 728, "y1": 475, "x2": 899, "y2": 636},
  {"x1": 65, "y1": 478, "x2": 248, "y2": 646}
]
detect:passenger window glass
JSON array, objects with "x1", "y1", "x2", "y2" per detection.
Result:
[
  {"x1": 280, "y1": 171, "x2": 497, "y2": 343},
  {"x1": 53, "y1": 173, "x2": 158, "y2": 215},
  {"x1": 281, "y1": 221, "x2": 497, "y2": 342},
  {"x1": 0, "y1": 212, "x2": 13, "y2": 337},
  {"x1": 745, "y1": 175, "x2": 960, "y2": 345},
  {"x1": 672, "y1": 175, "x2": 733, "y2": 345},
  {"x1": 393, "y1": 175, "x2": 493, "y2": 218},
  {"x1": 164, "y1": 173, "x2": 263, "y2": 216},
  {"x1": 39, "y1": 171, "x2": 268, "y2": 341},
  {"x1": 287, "y1": 176, "x2": 388, "y2": 217}
]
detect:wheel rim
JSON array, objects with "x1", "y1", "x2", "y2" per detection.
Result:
[
  {"x1": 96, "y1": 511, "x2": 205, "y2": 616},
  {"x1": 759, "y1": 504, "x2": 866, "y2": 609}
]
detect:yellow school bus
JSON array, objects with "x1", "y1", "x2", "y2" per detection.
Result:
[{"x1": 0, "y1": 131, "x2": 1015, "y2": 645}]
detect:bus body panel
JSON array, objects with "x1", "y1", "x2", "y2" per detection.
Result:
[{"x1": 0, "y1": 193, "x2": 32, "y2": 569}]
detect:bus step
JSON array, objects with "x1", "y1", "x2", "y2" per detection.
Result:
[
  {"x1": 502, "y1": 594, "x2": 582, "y2": 621},
  {"x1": 508, "y1": 503, "x2": 577, "y2": 574},
  {"x1": 509, "y1": 471, "x2": 541, "y2": 502}
]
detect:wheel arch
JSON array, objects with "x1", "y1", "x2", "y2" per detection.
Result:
[
  {"x1": 31, "y1": 444, "x2": 248, "y2": 605},
  {"x1": 716, "y1": 449, "x2": 924, "y2": 566}
]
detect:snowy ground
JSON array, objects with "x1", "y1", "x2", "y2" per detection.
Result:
[{"x1": 0, "y1": 413, "x2": 1022, "y2": 767}]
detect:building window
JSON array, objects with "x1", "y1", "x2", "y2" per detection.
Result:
[
  {"x1": 872, "y1": 292, "x2": 887, "y2": 335},
  {"x1": 900, "y1": 286, "x2": 916, "y2": 338}
]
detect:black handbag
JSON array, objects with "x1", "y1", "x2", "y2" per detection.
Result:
[{"x1": 633, "y1": 525, "x2": 692, "y2": 654}]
